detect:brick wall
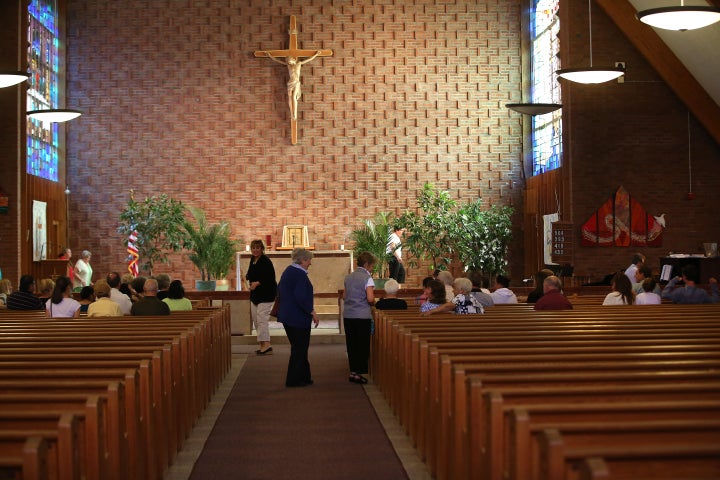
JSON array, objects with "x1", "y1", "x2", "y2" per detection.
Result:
[
  {"x1": 560, "y1": 0, "x2": 720, "y2": 280},
  {"x1": 64, "y1": 0, "x2": 525, "y2": 288}
]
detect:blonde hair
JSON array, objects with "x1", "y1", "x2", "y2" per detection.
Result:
[
  {"x1": 453, "y1": 277, "x2": 473, "y2": 294},
  {"x1": 0, "y1": 279, "x2": 12, "y2": 295},
  {"x1": 437, "y1": 270, "x2": 454, "y2": 286},
  {"x1": 37, "y1": 278, "x2": 55, "y2": 295}
]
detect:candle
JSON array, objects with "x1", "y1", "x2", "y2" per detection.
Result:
[
  {"x1": 245, "y1": 244, "x2": 250, "y2": 251},
  {"x1": 340, "y1": 244, "x2": 345, "y2": 251}
]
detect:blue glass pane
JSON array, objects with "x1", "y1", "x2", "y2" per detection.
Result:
[
  {"x1": 531, "y1": 0, "x2": 562, "y2": 176},
  {"x1": 26, "y1": 0, "x2": 59, "y2": 182}
]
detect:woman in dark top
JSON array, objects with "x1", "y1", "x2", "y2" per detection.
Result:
[
  {"x1": 277, "y1": 248, "x2": 319, "y2": 387},
  {"x1": 246, "y1": 239, "x2": 278, "y2": 355},
  {"x1": 526, "y1": 268, "x2": 554, "y2": 303},
  {"x1": 375, "y1": 279, "x2": 407, "y2": 310}
]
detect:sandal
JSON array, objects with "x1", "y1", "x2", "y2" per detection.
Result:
[{"x1": 349, "y1": 374, "x2": 368, "y2": 384}]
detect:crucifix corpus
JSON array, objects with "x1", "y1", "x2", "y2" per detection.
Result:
[{"x1": 254, "y1": 16, "x2": 333, "y2": 145}]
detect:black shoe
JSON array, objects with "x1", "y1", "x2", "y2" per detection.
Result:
[{"x1": 256, "y1": 347, "x2": 273, "y2": 355}]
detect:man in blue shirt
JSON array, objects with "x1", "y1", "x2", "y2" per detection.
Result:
[
  {"x1": 6, "y1": 275, "x2": 44, "y2": 310},
  {"x1": 661, "y1": 265, "x2": 718, "y2": 304}
]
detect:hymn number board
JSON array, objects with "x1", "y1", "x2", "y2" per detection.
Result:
[{"x1": 551, "y1": 222, "x2": 574, "y2": 265}]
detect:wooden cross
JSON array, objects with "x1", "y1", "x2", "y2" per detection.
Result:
[{"x1": 254, "y1": 16, "x2": 333, "y2": 145}]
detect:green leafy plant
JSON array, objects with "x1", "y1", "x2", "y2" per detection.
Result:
[
  {"x1": 183, "y1": 206, "x2": 238, "y2": 281},
  {"x1": 398, "y1": 182, "x2": 457, "y2": 272},
  {"x1": 350, "y1": 211, "x2": 395, "y2": 278},
  {"x1": 451, "y1": 201, "x2": 514, "y2": 276},
  {"x1": 118, "y1": 192, "x2": 187, "y2": 275}
]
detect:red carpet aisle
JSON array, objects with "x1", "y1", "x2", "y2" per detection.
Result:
[{"x1": 189, "y1": 344, "x2": 410, "y2": 480}]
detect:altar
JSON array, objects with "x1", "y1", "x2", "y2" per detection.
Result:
[{"x1": 236, "y1": 249, "x2": 354, "y2": 293}]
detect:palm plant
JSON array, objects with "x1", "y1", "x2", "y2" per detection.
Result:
[
  {"x1": 183, "y1": 206, "x2": 238, "y2": 282},
  {"x1": 350, "y1": 211, "x2": 395, "y2": 278}
]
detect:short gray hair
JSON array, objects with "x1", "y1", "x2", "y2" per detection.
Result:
[
  {"x1": 384, "y1": 279, "x2": 400, "y2": 294},
  {"x1": 453, "y1": 277, "x2": 472, "y2": 294},
  {"x1": 82, "y1": 250, "x2": 92, "y2": 259},
  {"x1": 543, "y1": 275, "x2": 563, "y2": 290},
  {"x1": 291, "y1": 248, "x2": 314, "y2": 264},
  {"x1": 437, "y1": 270, "x2": 454, "y2": 286}
]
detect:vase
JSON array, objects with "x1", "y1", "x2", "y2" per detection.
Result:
[
  {"x1": 195, "y1": 280, "x2": 216, "y2": 291},
  {"x1": 215, "y1": 279, "x2": 231, "y2": 291}
]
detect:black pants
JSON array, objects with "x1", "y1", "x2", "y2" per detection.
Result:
[
  {"x1": 389, "y1": 258, "x2": 406, "y2": 283},
  {"x1": 344, "y1": 317, "x2": 371, "y2": 375},
  {"x1": 283, "y1": 324, "x2": 312, "y2": 386}
]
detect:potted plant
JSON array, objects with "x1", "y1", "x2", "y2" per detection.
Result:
[
  {"x1": 118, "y1": 191, "x2": 187, "y2": 276},
  {"x1": 450, "y1": 201, "x2": 514, "y2": 276},
  {"x1": 350, "y1": 211, "x2": 395, "y2": 288},
  {"x1": 183, "y1": 206, "x2": 239, "y2": 291},
  {"x1": 398, "y1": 182, "x2": 457, "y2": 272}
]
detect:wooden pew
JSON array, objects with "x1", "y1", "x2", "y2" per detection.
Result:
[
  {"x1": 370, "y1": 305, "x2": 720, "y2": 480},
  {"x1": 0, "y1": 435, "x2": 49, "y2": 480},
  {"x1": 0, "y1": 412, "x2": 80, "y2": 480},
  {"x1": 0, "y1": 394, "x2": 106, "y2": 480},
  {"x1": 539, "y1": 426, "x2": 720, "y2": 480},
  {"x1": 0, "y1": 307, "x2": 231, "y2": 480}
]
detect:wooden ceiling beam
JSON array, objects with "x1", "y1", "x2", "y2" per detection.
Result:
[{"x1": 595, "y1": 0, "x2": 720, "y2": 146}]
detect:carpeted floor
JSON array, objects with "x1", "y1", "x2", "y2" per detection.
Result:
[{"x1": 188, "y1": 344, "x2": 410, "y2": 480}]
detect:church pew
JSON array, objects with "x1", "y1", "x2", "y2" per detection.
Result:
[
  {"x1": 373, "y1": 306, "x2": 720, "y2": 478},
  {"x1": 577, "y1": 449, "x2": 720, "y2": 480},
  {"x1": 510, "y1": 406, "x2": 720, "y2": 480},
  {"x1": 481, "y1": 382, "x2": 720, "y2": 480},
  {"x1": 0, "y1": 309, "x2": 231, "y2": 480},
  {"x1": 436, "y1": 357, "x2": 720, "y2": 480},
  {"x1": 0, "y1": 394, "x2": 106, "y2": 480},
  {"x1": 0, "y1": 412, "x2": 81, "y2": 480},
  {"x1": 538, "y1": 427, "x2": 720, "y2": 480},
  {"x1": 0, "y1": 435, "x2": 49, "y2": 480}
]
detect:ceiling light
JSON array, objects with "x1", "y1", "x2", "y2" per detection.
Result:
[
  {"x1": 556, "y1": 0, "x2": 625, "y2": 84},
  {"x1": 506, "y1": 103, "x2": 562, "y2": 115},
  {"x1": 637, "y1": 3, "x2": 720, "y2": 31},
  {"x1": 0, "y1": 71, "x2": 30, "y2": 88},
  {"x1": 27, "y1": 109, "x2": 82, "y2": 123}
]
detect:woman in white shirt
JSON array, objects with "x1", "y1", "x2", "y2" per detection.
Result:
[
  {"x1": 636, "y1": 278, "x2": 662, "y2": 305},
  {"x1": 602, "y1": 272, "x2": 636, "y2": 305},
  {"x1": 46, "y1": 276, "x2": 81, "y2": 318},
  {"x1": 73, "y1": 250, "x2": 93, "y2": 291}
]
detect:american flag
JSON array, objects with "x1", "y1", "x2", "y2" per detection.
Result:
[{"x1": 127, "y1": 230, "x2": 139, "y2": 277}]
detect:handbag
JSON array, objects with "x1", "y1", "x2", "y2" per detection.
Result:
[{"x1": 269, "y1": 295, "x2": 280, "y2": 317}]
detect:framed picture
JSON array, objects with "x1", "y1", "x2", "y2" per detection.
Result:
[{"x1": 281, "y1": 225, "x2": 310, "y2": 248}]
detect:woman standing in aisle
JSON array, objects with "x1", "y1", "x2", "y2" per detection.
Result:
[
  {"x1": 276, "y1": 248, "x2": 319, "y2": 387},
  {"x1": 246, "y1": 239, "x2": 277, "y2": 355},
  {"x1": 73, "y1": 250, "x2": 93, "y2": 291},
  {"x1": 343, "y1": 252, "x2": 376, "y2": 384}
]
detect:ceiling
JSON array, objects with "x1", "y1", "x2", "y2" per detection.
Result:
[
  {"x1": 627, "y1": 0, "x2": 720, "y2": 104},
  {"x1": 596, "y1": 0, "x2": 720, "y2": 144}
]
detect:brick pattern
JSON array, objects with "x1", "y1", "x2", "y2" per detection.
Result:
[
  {"x1": 561, "y1": 0, "x2": 720, "y2": 279},
  {"x1": 64, "y1": 0, "x2": 525, "y2": 287}
]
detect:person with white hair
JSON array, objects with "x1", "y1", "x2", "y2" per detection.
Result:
[
  {"x1": 450, "y1": 277, "x2": 484, "y2": 314},
  {"x1": 73, "y1": 250, "x2": 93, "y2": 291},
  {"x1": 375, "y1": 279, "x2": 407, "y2": 310}
]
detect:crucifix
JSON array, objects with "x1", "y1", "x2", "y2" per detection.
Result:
[{"x1": 254, "y1": 16, "x2": 333, "y2": 145}]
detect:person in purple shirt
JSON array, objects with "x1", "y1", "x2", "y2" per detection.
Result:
[
  {"x1": 6, "y1": 275, "x2": 44, "y2": 310},
  {"x1": 661, "y1": 265, "x2": 718, "y2": 304}
]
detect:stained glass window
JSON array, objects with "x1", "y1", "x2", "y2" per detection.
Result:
[
  {"x1": 26, "y1": 0, "x2": 59, "y2": 182},
  {"x1": 531, "y1": 0, "x2": 562, "y2": 176}
]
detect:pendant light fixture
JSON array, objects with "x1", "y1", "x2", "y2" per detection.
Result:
[
  {"x1": 0, "y1": 71, "x2": 30, "y2": 88},
  {"x1": 27, "y1": 109, "x2": 82, "y2": 123},
  {"x1": 506, "y1": 103, "x2": 562, "y2": 115},
  {"x1": 637, "y1": 1, "x2": 720, "y2": 31},
  {"x1": 556, "y1": 0, "x2": 625, "y2": 84}
]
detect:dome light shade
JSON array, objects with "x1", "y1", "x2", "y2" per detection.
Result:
[
  {"x1": 555, "y1": 0, "x2": 625, "y2": 85},
  {"x1": 637, "y1": 6, "x2": 720, "y2": 31},
  {"x1": 556, "y1": 66, "x2": 625, "y2": 84},
  {"x1": 506, "y1": 103, "x2": 562, "y2": 115},
  {"x1": 0, "y1": 71, "x2": 30, "y2": 88},
  {"x1": 27, "y1": 109, "x2": 82, "y2": 123}
]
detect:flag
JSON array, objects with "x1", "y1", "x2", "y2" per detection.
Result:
[{"x1": 127, "y1": 230, "x2": 139, "y2": 277}]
